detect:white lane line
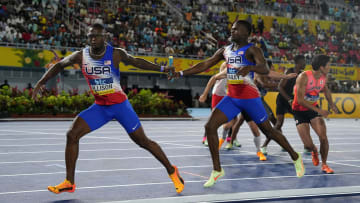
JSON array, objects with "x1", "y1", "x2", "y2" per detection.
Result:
[
  {"x1": 0, "y1": 138, "x2": 65, "y2": 141},
  {"x1": 1, "y1": 172, "x2": 360, "y2": 195},
  {"x1": 0, "y1": 130, "x2": 62, "y2": 135},
  {"x1": 181, "y1": 171, "x2": 208, "y2": 179},
  {"x1": 2, "y1": 141, "x2": 360, "y2": 147},
  {"x1": 0, "y1": 146, "x2": 206, "y2": 155},
  {"x1": 103, "y1": 185, "x2": 360, "y2": 203},
  {"x1": 0, "y1": 141, "x2": 135, "y2": 147},
  {"x1": 329, "y1": 162, "x2": 360, "y2": 168},
  {"x1": 158, "y1": 142, "x2": 197, "y2": 148},
  {"x1": 45, "y1": 164, "x2": 66, "y2": 168},
  {"x1": 0, "y1": 154, "x2": 236, "y2": 164},
  {"x1": 1, "y1": 147, "x2": 360, "y2": 156},
  {"x1": 0, "y1": 161, "x2": 297, "y2": 177}
]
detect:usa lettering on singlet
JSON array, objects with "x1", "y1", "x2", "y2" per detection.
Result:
[
  {"x1": 223, "y1": 43, "x2": 260, "y2": 99},
  {"x1": 292, "y1": 70, "x2": 327, "y2": 111},
  {"x1": 81, "y1": 45, "x2": 127, "y2": 105}
]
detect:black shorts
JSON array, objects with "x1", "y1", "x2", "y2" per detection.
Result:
[
  {"x1": 293, "y1": 110, "x2": 321, "y2": 125},
  {"x1": 261, "y1": 97, "x2": 274, "y2": 117},
  {"x1": 276, "y1": 95, "x2": 293, "y2": 115}
]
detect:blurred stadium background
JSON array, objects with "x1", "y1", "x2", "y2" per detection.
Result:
[{"x1": 0, "y1": 0, "x2": 359, "y2": 118}]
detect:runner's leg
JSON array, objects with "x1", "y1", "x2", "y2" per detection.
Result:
[
  {"x1": 310, "y1": 117, "x2": 328, "y2": 164},
  {"x1": 65, "y1": 116, "x2": 92, "y2": 183}
]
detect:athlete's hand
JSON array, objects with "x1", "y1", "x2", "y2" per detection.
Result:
[
  {"x1": 330, "y1": 104, "x2": 340, "y2": 114},
  {"x1": 236, "y1": 66, "x2": 252, "y2": 77},
  {"x1": 31, "y1": 82, "x2": 46, "y2": 101},
  {"x1": 199, "y1": 94, "x2": 207, "y2": 103},
  {"x1": 288, "y1": 99, "x2": 293, "y2": 106},
  {"x1": 168, "y1": 71, "x2": 181, "y2": 80},
  {"x1": 318, "y1": 109, "x2": 330, "y2": 118},
  {"x1": 163, "y1": 66, "x2": 175, "y2": 74},
  {"x1": 285, "y1": 73, "x2": 297, "y2": 79}
]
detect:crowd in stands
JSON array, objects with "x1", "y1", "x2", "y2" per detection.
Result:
[
  {"x1": 1, "y1": 0, "x2": 360, "y2": 66},
  {"x1": 0, "y1": 0, "x2": 87, "y2": 48}
]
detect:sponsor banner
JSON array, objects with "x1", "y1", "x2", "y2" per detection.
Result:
[
  {"x1": 0, "y1": 47, "x2": 223, "y2": 75},
  {"x1": 227, "y1": 12, "x2": 343, "y2": 34},
  {"x1": 272, "y1": 64, "x2": 358, "y2": 81},
  {"x1": 0, "y1": 46, "x2": 359, "y2": 79},
  {"x1": 264, "y1": 92, "x2": 360, "y2": 118}
]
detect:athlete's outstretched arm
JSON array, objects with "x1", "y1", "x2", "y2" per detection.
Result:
[
  {"x1": 295, "y1": 73, "x2": 329, "y2": 117},
  {"x1": 268, "y1": 71, "x2": 297, "y2": 80},
  {"x1": 116, "y1": 48, "x2": 172, "y2": 72},
  {"x1": 199, "y1": 63, "x2": 227, "y2": 102},
  {"x1": 32, "y1": 51, "x2": 81, "y2": 100},
  {"x1": 171, "y1": 48, "x2": 225, "y2": 78},
  {"x1": 323, "y1": 84, "x2": 339, "y2": 114},
  {"x1": 237, "y1": 46, "x2": 269, "y2": 76},
  {"x1": 255, "y1": 74, "x2": 278, "y2": 89}
]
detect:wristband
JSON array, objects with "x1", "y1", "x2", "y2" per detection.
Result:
[
  {"x1": 160, "y1": 66, "x2": 165, "y2": 72},
  {"x1": 179, "y1": 71, "x2": 184, "y2": 77}
]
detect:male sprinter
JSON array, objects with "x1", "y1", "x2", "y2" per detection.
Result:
[
  {"x1": 170, "y1": 20, "x2": 304, "y2": 187},
  {"x1": 226, "y1": 60, "x2": 296, "y2": 162},
  {"x1": 261, "y1": 55, "x2": 306, "y2": 155},
  {"x1": 292, "y1": 55, "x2": 339, "y2": 173},
  {"x1": 32, "y1": 24, "x2": 184, "y2": 194}
]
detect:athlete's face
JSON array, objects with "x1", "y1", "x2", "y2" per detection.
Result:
[
  {"x1": 296, "y1": 59, "x2": 306, "y2": 70},
  {"x1": 320, "y1": 62, "x2": 331, "y2": 75},
  {"x1": 87, "y1": 28, "x2": 105, "y2": 50},
  {"x1": 230, "y1": 23, "x2": 249, "y2": 43}
]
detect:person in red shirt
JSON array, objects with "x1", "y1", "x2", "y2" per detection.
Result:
[{"x1": 292, "y1": 55, "x2": 339, "y2": 174}]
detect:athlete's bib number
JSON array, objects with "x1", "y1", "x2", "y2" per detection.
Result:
[
  {"x1": 90, "y1": 78, "x2": 115, "y2": 95},
  {"x1": 227, "y1": 74, "x2": 245, "y2": 84},
  {"x1": 304, "y1": 93, "x2": 319, "y2": 104}
]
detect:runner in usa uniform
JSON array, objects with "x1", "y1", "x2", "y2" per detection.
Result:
[
  {"x1": 226, "y1": 60, "x2": 296, "y2": 161},
  {"x1": 170, "y1": 20, "x2": 305, "y2": 187},
  {"x1": 292, "y1": 55, "x2": 339, "y2": 174},
  {"x1": 32, "y1": 24, "x2": 184, "y2": 194},
  {"x1": 212, "y1": 60, "x2": 296, "y2": 163}
]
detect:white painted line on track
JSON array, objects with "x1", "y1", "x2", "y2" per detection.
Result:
[
  {"x1": 0, "y1": 138, "x2": 65, "y2": 141},
  {"x1": 0, "y1": 154, "x2": 244, "y2": 164},
  {"x1": 0, "y1": 130, "x2": 62, "y2": 135},
  {"x1": 0, "y1": 162, "x2": 296, "y2": 177},
  {"x1": 2, "y1": 141, "x2": 359, "y2": 147},
  {"x1": 181, "y1": 171, "x2": 208, "y2": 179},
  {"x1": 158, "y1": 142, "x2": 197, "y2": 148},
  {"x1": 1, "y1": 172, "x2": 360, "y2": 196},
  {"x1": 103, "y1": 185, "x2": 360, "y2": 203},
  {"x1": 45, "y1": 164, "x2": 65, "y2": 168},
  {"x1": 2, "y1": 159, "x2": 360, "y2": 178},
  {"x1": 0, "y1": 146, "x2": 206, "y2": 155}
]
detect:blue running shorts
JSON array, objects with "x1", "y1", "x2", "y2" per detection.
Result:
[
  {"x1": 215, "y1": 96, "x2": 268, "y2": 124},
  {"x1": 79, "y1": 100, "x2": 141, "y2": 133}
]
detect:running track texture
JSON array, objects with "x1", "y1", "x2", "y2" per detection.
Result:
[{"x1": 0, "y1": 119, "x2": 360, "y2": 203}]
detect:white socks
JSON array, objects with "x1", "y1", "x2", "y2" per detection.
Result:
[{"x1": 254, "y1": 136, "x2": 261, "y2": 152}]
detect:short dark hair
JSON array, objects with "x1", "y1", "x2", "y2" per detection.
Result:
[
  {"x1": 91, "y1": 23, "x2": 105, "y2": 31},
  {"x1": 267, "y1": 60, "x2": 272, "y2": 68},
  {"x1": 294, "y1": 55, "x2": 305, "y2": 64},
  {"x1": 312, "y1": 55, "x2": 330, "y2": 70},
  {"x1": 234, "y1": 20, "x2": 252, "y2": 35}
]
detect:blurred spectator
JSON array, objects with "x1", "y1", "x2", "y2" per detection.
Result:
[{"x1": 0, "y1": 80, "x2": 9, "y2": 89}]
